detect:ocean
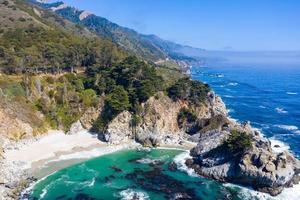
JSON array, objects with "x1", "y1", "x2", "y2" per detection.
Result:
[
  {"x1": 25, "y1": 62, "x2": 300, "y2": 200},
  {"x1": 192, "y1": 63, "x2": 300, "y2": 158}
]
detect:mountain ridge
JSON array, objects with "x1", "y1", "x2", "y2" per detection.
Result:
[{"x1": 29, "y1": 0, "x2": 205, "y2": 64}]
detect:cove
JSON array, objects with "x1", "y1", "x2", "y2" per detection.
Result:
[{"x1": 25, "y1": 148, "x2": 250, "y2": 200}]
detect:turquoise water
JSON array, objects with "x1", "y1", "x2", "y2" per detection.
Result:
[{"x1": 27, "y1": 149, "x2": 248, "y2": 200}]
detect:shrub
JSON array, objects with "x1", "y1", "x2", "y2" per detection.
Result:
[
  {"x1": 177, "y1": 108, "x2": 197, "y2": 128},
  {"x1": 94, "y1": 86, "x2": 130, "y2": 131},
  {"x1": 105, "y1": 86, "x2": 130, "y2": 116},
  {"x1": 80, "y1": 89, "x2": 98, "y2": 107},
  {"x1": 5, "y1": 83, "x2": 26, "y2": 98},
  {"x1": 223, "y1": 130, "x2": 253, "y2": 157},
  {"x1": 168, "y1": 78, "x2": 210, "y2": 105}
]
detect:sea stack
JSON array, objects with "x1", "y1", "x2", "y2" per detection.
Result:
[{"x1": 185, "y1": 96, "x2": 300, "y2": 196}]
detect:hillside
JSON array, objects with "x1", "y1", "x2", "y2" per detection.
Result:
[
  {"x1": 29, "y1": 0, "x2": 204, "y2": 65},
  {"x1": 0, "y1": 0, "x2": 190, "y2": 140},
  {"x1": 0, "y1": 0, "x2": 128, "y2": 73}
]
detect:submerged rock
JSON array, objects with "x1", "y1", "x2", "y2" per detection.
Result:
[
  {"x1": 125, "y1": 167, "x2": 198, "y2": 199},
  {"x1": 168, "y1": 161, "x2": 178, "y2": 171}
]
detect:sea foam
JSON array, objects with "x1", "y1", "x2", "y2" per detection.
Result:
[
  {"x1": 173, "y1": 151, "x2": 197, "y2": 177},
  {"x1": 119, "y1": 189, "x2": 149, "y2": 200},
  {"x1": 269, "y1": 138, "x2": 290, "y2": 154},
  {"x1": 275, "y1": 108, "x2": 288, "y2": 114},
  {"x1": 286, "y1": 92, "x2": 298, "y2": 95},
  {"x1": 228, "y1": 82, "x2": 238, "y2": 86},
  {"x1": 274, "y1": 125, "x2": 298, "y2": 131}
]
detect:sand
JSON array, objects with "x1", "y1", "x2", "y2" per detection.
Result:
[{"x1": 0, "y1": 129, "x2": 140, "y2": 199}]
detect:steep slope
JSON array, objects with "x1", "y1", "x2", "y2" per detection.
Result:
[
  {"x1": 0, "y1": 0, "x2": 127, "y2": 73},
  {"x1": 30, "y1": 0, "x2": 203, "y2": 64}
]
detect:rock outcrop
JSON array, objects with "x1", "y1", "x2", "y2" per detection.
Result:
[
  {"x1": 0, "y1": 103, "x2": 35, "y2": 141},
  {"x1": 187, "y1": 119, "x2": 300, "y2": 196},
  {"x1": 67, "y1": 120, "x2": 84, "y2": 135},
  {"x1": 101, "y1": 92, "x2": 213, "y2": 146},
  {"x1": 103, "y1": 111, "x2": 133, "y2": 145},
  {"x1": 80, "y1": 98, "x2": 104, "y2": 130}
]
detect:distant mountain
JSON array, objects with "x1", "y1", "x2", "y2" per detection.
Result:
[{"x1": 29, "y1": 0, "x2": 204, "y2": 63}]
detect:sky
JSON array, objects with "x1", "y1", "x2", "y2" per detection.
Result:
[{"x1": 62, "y1": 0, "x2": 300, "y2": 51}]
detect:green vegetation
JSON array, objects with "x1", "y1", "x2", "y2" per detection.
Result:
[
  {"x1": 0, "y1": 26, "x2": 125, "y2": 73},
  {"x1": 177, "y1": 108, "x2": 197, "y2": 128},
  {"x1": 31, "y1": 74, "x2": 99, "y2": 130},
  {"x1": 168, "y1": 77, "x2": 210, "y2": 105},
  {"x1": 89, "y1": 56, "x2": 164, "y2": 130},
  {"x1": 0, "y1": 0, "x2": 211, "y2": 136},
  {"x1": 223, "y1": 130, "x2": 253, "y2": 157}
]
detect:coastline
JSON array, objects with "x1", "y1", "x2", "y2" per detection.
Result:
[
  {"x1": 0, "y1": 92, "x2": 298, "y2": 200},
  {"x1": 0, "y1": 130, "x2": 134, "y2": 199},
  {"x1": 0, "y1": 129, "x2": 194, "y2": 199}
]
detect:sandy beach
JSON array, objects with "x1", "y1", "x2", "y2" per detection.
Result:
[
  {"x1": 0, "y1": 128, "x2": 196, "y2": 199},
  {"x1": 0, "y1": 130, "x2": 141, "y2": 199}
]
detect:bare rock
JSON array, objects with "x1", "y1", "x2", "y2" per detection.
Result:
[
  {"x1": 80, "y1": 99, "x2": 104, "y2": 130},
  {"x1": 189, "y1": 122, "x2": 300, "y2": 196},
  {"x1": 67, "y1": 120, "x2": 84, "y2": 135},
  {"x1": 265, "y1": 162, "x2": 276, "y2": 172},
  {"x1": 103, "y1": 111, "x2": 133, "y2": 145}
]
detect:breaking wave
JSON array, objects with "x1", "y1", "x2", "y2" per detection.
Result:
[
  {"x1": 119, "y1": 189, "x2": 149, "y2": 200},
  {"x1": 173, "y1": 151, "x2": 197, "y2": 177},
  {"x1": 275, "y1": 108, "x2": 288, "y2": 114}
]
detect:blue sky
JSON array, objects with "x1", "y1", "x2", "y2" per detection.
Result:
[{"x1": 62, "y1": 0, "x2": 300, "y2": 51}]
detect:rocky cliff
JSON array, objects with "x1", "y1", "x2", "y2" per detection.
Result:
[
  {"x1": 101, "y1": 91, "x2": 226, "y2": 146},
  {"x1": 183, "y1": 99, "x2": 300, "y2": 196},
  {"x1": 101, "y1": 90, "x2": 300, "y2": 196}
]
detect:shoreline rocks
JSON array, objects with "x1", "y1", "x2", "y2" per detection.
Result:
[{"x1": 187, "y1": 120, "x2": 300, "y2": 196}]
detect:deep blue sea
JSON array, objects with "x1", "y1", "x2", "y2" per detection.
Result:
[{"x1": 192, "y1": 63, "x2": 300, "y2": 158}]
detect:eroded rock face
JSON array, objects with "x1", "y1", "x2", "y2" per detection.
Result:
[
  {"x1": 101, "y1": 92, "x2": 216, "y2": 146},
  {"x1": 100, "y1": 92, "x2": 229, "y2": 147},
  {"x1": 103, "y1": 111, "x2": 133, "y2": 145},
  {"x1": 0, "y1": 106, "x2": 34, "y2": 140},
  {"x1": 188, "y1": 123, "x2": 300, "y2": 196},
  {"x1": 68, "y1": 120, "x2": 84, "y2": 135},
  {"x1": 80, "y1": 98, "x2": 104, "y2": 130}
]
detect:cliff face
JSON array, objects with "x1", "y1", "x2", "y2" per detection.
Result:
[
  {"x1": 101, "y1": 91, "x2": 223, "y2": 146},
  {"x1": 102, "y1": 90, "x2": 300, "y2": 196},
  {"x1": 102, "y1": 92, "x2": 187, "y2": 145}
]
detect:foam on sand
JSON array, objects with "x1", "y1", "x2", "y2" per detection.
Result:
[{"x1": 4, "y1": 130, "x2": 103, "y2": 169}]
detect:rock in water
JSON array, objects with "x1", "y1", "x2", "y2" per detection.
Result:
[{"x1": 188, "y1": 121, "x2": 300, "y2": 196}]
